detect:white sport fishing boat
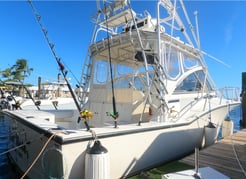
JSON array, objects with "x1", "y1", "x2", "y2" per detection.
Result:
[{"x1": 1, "y1": 0, "x2": 241, "y2": 178}]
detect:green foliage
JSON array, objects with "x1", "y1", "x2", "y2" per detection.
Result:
[
  {"x1": 0, "y1": 59, "x2": 33, "y2": 82},
  {"x1": 1, "y1": 68, "x2": 12, "y2": 78}
]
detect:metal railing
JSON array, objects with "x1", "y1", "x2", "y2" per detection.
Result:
[{"x1": 219, "y1": 87, "x2": 241, "y2": 104}]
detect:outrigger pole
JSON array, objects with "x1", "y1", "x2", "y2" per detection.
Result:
[{"x1": 28, "y1": 0, "x2": 90, "y2": 131}]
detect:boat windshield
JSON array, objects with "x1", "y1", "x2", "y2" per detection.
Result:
[
  {"x1": 93, "y1": 60, "x2": 148, "y2": 91},
  {"x1": 174, "y1": 70, "x2": 212, "y2": 93},
  {"x1": 163, "y1": 48, "x2": 180, "y2": 79},
  {"x1": 92, "y1": 58, "x2": 210, "y2": 93},
  {"x1": 162, "y1": 46, "x2": 201, "y2": 80}
]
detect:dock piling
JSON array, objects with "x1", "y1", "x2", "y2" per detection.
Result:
[{"x1": 241, "y1": 72, "x2": 246, "y2": 128}]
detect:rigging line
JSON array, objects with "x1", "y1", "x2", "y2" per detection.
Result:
[
  {"x1": 103, "y1": 0, "x2": 118, "y2": 128},
  {"x1": 202, "y1": 51, "x2": 231, "y2": 68},
  {"x1": 0, "y1": 131, "x2": 45, "y2": 156},
  {"x1": 28, "y1": 0, "x2": 90, "y2": 130},
  {"x1": 0, "y1": 141, "x2": 30, "y2": 157}
]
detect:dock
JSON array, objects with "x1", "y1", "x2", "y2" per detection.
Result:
[{"x1": 181, "y1": 129, "x2": 246, "y2": 179}]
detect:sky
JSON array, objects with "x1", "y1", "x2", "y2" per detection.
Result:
[{"x1": 0, "y1": 0, "x2": 246, "y2": 91}]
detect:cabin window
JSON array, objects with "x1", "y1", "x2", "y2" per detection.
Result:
[
  {"x1": 116, "y1": 64, "x2": 133, "y2": 77},
  {"x1": 133, "y1": 76, "x2": 145, "y2": 91},
  {"x1": 182, "y1": 54, "x2": 199, "y2": 71},
  {"x1": 114, "y1": 77, "x2": 131, "y2": 88},
  {"x1": 174, "y1": 70, "x2": 212, "y2": 92},
  {"x1": 163, "y1": 48, "x2": 181, "y2": 79},
  {"x1": 196, "y1": 70, "x2": 213, "y2": 92},
  {"x1": 94, "y1": 60, "x2": 108, "y2": 84},
  {"x1": 112, "y1": 64, "x2": 134, "y2": 89},
  {"x1": 111, "y1": 75, "x2": 145, "y2": 90}
]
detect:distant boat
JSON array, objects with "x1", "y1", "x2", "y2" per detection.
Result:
[
  {"x1": 1, "y1": 0, "x2": 241, "y2": 178},
  {"x1": 20, "y1": 81, "x2": 77, "y2": 110},
  {"x1": 0, "y1": 79, "x2": 76, "y2": 110}
]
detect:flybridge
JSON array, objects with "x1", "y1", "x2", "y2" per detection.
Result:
[
  {"x1": 97, "y1": 1, "x2": 163, "y2": 33},
  {"x1": 98, "y1": 0, "x2": 135, "y2": 28},
  {"x1": 123, "y1": 15, "x2": 164, "y2": 33},
  {"x1": 99, "y1": 9, "x2": 136, "y2": 28}
]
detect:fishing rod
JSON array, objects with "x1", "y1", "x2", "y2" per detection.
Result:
[
  {"x1": 0, "y1": 86, "x2": 4, "y2": 97},
  {"x1": 28, "y1": 0, "x2": 90, "y2": 131},
  {"x1": 103, "y1": 0, "x2": 118, "y2": 128},
  {"x1": 17, "y1": 79, "x2": 40, "y2": 110},
  {"x1": 0, "y1": 71, "x2": 39, "y2": 110},
  {"x1": 0, "y1": 79, "x2": 22, "y2": 110},
  {"x1": 0, "y1": 84, "x2": 11, "y2": 110}
]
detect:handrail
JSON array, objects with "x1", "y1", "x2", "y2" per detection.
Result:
[{"x1": 219, "y1": 87, "x2": 241, "y2": 104}]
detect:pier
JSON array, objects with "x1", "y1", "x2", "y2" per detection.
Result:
[{"x1": 181, "y1": 129, "x2": 246, "y2": 179}]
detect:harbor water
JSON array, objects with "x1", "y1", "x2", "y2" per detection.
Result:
[
  {"x1": 0, "y1": 114, "x2": 16, "y2": 178},
  {"x1": 0, "y1": 105, "x2": 242, "y2": 178}
]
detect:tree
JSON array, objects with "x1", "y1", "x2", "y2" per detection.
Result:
[
  {"x1": 0, "y1": 59, "x2": 33, "y2": 82},
  {"x1": 0, "y1": 59, "x2": 34, "y2": 97},
  {"x1": 1, "y1": 68, "x2": 12, "y2": 79}
]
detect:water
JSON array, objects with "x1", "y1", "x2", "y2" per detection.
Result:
[
  {"x1": 229, "y1": 105, "x2": 242, "y2": 132},
  {"x1": 0, "y1": 115, "x2": 15, "y2": 179},
  {"x1": 0, "y1": 106, "x2": 242, "y2": 178}
]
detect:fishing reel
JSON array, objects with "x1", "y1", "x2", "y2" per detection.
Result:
[
  {"x1": 77, "y1": 109, "x2": 93, "y2": 123},
  {"x1": 106, "y1": 111, "x2": 119, "y2": 120}
]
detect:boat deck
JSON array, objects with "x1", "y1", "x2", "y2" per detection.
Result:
[{"x1": 181, "y1": 129, "x2": 246, "y2": 179}]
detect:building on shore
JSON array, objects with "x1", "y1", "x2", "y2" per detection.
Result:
[{"x1": 28, "y1": 81, "x2": 72, "y2": 99}]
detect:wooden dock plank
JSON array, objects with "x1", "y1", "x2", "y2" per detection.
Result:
[{"x1": 180, "y1": 129, "x2": 246, "y2": 179}]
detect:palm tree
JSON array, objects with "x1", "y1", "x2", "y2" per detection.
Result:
[
  {"x1": 0, "y1": 59, "x2": 33, "y2": 96},
  {"x1": 11, "y1": 59, "x2": 33, "y2": 82},
  {"x1": 0, "y1": 59, "x2": 33, "y2": 82}
]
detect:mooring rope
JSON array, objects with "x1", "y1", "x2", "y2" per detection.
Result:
[
  {"x1": 199, "y1": 114, "x2": 246, "y2": 177},
  {"x1": 230, "y1": 133, "x2": 246, "y2": 177},
  {"x1": 20, "y1": 130, "x2": 65, "y2": 179}
]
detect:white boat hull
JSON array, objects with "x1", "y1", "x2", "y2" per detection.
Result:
[
  {"x1": 3, "y1": 0, "x2": 241, "y2": 178},
  {"x1": 2, "y1": 103, "x2": 239, "y2": 178}
]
